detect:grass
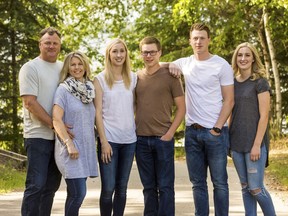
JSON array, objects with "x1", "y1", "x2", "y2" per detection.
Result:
[
  {"x1": 0, "y1": 164, "x2": 26, "y2": 194},
  {"x1": 1, "y1": 138, "x2": 288, "y2": 194}
]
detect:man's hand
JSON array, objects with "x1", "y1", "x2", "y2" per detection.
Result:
[
  {"x1": 169, "y1": 63, "x2": 182, "y2": 78},
  {"x1": 65, "y1": 124, "x2": 75, "y2": 139}
]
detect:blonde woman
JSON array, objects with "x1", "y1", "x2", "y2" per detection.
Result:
[
  {"x1": 229, "y1": 42, "x2": 276, "y2": 216},
  {"x1": 94, "y1": 39, "x2": 137, "y2": 216},
  {"x1": 53, "y1": 51, "x2": 98, "y2": 216}
]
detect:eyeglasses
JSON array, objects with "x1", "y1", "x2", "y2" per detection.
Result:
[{"x1": 141, "y1": 50, "x2": 159, "y2": 56}]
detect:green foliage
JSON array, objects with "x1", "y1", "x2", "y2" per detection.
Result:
[
  {"x1": 0, "y1": 164, "x2": 26, "y2": 193},
  {"x1": 1, "y1": 0, "x2": 288, "y2": 151}
]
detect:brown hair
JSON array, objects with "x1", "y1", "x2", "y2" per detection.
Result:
[
  {"x1": 39, "y1": 27, "x2": 61, "y2": 40},
  {"x1": 139, "y1": 36, "x2": 162, "y2": 51},
  {"x1": 190, "y1": 23, "x2": 210, "y2": 38}
]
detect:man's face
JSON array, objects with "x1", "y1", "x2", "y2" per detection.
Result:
[
  {"x1": 189, "y1": 30, "x2": 210, "y2": 55},
  {"x1": 140, "y1": 43, "x2": 161, "y2": 68},
  {"x1": 39, "y1": 33, "x2": 61, "y2": 63}
]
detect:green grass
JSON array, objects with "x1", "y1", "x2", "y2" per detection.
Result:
[
  {"x1": 266, "y1": 152, "x2": 288, "y2": 190},
  {"x1": 1, "y1": 139, "x2": 288, "y2": 194},
  {"x1": 0, "y1": 164, "x2": 26, "y2": 193}
]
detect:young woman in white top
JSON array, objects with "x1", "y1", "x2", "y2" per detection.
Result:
[{"x1": 94, "y1": 38, "x2": 137, "y2": 216}]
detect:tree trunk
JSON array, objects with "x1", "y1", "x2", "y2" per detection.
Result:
[{"x1": 263, "y1": 6, "x2": 282, "y2": 134}]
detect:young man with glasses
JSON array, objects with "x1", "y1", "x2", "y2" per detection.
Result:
[{"x1": 135, "y1": 36, "x2": 185, "y2": 216}]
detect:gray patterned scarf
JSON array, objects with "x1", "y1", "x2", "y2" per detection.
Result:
[{"x1": 61, "y1": 76, "x2": 95, "y2": 104}]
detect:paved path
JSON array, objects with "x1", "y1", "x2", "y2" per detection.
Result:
[{"x1": 0, "y1": 160, "x2": 287, "y2": 215}]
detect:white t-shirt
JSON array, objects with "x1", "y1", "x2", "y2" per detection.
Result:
[
  {"x1": 96, "y1": 71, "x2": 137, "y2": 143},
  {"x1": 19, "y1": 57, "x2": 62, "y2": 139},
  {"x1": 173, "y1": 55, "x2": 234, "y2": 128}
]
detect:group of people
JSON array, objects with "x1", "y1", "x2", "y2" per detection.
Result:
[{"x1": 18, "y1": 23, "x2": 276, "y2": 216}]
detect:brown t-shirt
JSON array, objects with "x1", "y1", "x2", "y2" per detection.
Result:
[{"x1": 135, "y1": 67, "x2": 184, "y2": 136}]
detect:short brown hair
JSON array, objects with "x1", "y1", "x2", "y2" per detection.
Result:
[
  {"x1": 190, "y1": 23, "x2": 210, "y2": 38},
  {"x1": 139, "y1": 36, "x2": 162, "y2": 51},
  {"x1": 39, "y1": 27, "x2": 61, "y2": 39}
]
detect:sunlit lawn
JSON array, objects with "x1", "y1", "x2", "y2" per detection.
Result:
[
  {"x1": 0, "y1": 164, "x2": 25, "y2": 193},
  {"x1": 1, "y1": 139, "x2": 288, "y2": 193}
]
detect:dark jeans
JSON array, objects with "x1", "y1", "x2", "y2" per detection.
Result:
[
  {"x1": 136, "y1": 136, "x2": 175, "y2": 216},
  {"x1": 65, "y1": 178, "x2": 87, "y2": 216},
  {"x1": 98, "y1": 140, "x2": 136, "y2": 216},
  {"x1": 185, "y1": 126, "x2": 229, "y2": 216},
  {"x1": 21, "y1": 138, "x2": 62, "y2": 216}
]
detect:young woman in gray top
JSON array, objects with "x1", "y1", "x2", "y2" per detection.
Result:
[
  {"x1": 229, "y1": 42, "x2": 276, "y2": 216},
  {"x1": 53, "y1": 51, "x2": 98, "y2": 216}
]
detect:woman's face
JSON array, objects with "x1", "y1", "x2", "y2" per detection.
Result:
[
  {"x1": 109, "y1": 43, "x2": 126, "y2": 66},
  {"x1": 69, "y1": 57, "x2": 85, "y2": 82},
  {"x1": 236, "y1": 47, "x2": 254, "y2": 71}
]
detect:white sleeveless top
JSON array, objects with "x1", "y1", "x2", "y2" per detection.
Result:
[{"x1": 96, "y1": 71, "x2": 137, "y2": 144}]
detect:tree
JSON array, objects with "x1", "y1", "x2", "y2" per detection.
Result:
[{"x1": 0, "y1": 0, "x2": 62, "y2": 153}]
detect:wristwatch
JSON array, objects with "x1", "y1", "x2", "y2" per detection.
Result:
[{"x1": 212, "y1": 127, "x2": 222, "y2": 134}]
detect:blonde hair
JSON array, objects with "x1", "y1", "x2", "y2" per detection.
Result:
[
  {"x1": 59, "y1": 51, "x2": 91, "y2": 83},
  {"x1": 104, "y1": 38, "x2": 131, "y2": 89},
  {"x1": 231, "y1": 42, "x2": 267, "y2": 80}
]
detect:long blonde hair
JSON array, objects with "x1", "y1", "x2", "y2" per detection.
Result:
[
  {"x1": 59, "y1": 51, "x2": 91, "y2": 83},
  {"x1": 104, "y1": 38, "x2": 131, "y2": 89},
  {"x1": 231, "y1": 42, "x2": 267, "y2": 80}
]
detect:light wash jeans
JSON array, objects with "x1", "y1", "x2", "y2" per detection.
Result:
[
  {"x1": 185, "y1": 126, "x2": 229, "y2": 216},
  {"x1": 232, "y1": 145, "x2": 276, "y2": 216}
]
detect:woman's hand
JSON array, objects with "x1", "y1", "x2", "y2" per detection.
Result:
[
  {"x1": 101, "y1": 141, "x2": 113, "y2": 164},
  {"x1": 66, "y1": 140, "x2": 79, "y2": 160},
  {"x1": 250, "y1": 144, "x2": 261, "y2": 161}
]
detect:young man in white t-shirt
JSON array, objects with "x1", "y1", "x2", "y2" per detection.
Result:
[{"x1": 169, "y1": 23, "x2": 234, "y2": 216}]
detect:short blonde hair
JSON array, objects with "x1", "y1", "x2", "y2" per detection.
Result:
[
  {"x1": 59, "y1": 51, "x2": 91, "y2": 83},
  {"x1": 104, "y1": 38, "x2": 131, "y2": 89},
  {"x1": 231, "y1": 42, "x2": 267, "y2": 80}
]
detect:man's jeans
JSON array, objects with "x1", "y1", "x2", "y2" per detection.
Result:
[
  {"x1": 21, "y1": 138, "x2": 62, "y2": 216},
  {"x1": 232, "y1": 145, "x2": 276, "y2": 216},
  {"x1": 65, "y1": 178, "x2": 87, "y2": 216},
  {"x1": 136, "y1": 136, "x2": 175, "y2": 216},
  {"x1": 98, "y1": 140, "x2": 136, "y2": 216},
  {"x1": 185, "y1": 126, "x2": 229, "y2": 216}
]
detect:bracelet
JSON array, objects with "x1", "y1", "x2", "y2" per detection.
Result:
[{"x1": 63, "y1": 138, "x2": 70, "y2": 144}]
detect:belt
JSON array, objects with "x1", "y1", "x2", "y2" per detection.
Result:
[{"x1": 190, "y1": 123, "x2": 206, "y2": 130}]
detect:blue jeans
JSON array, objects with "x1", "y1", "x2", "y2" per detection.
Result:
[
  {"x1": 232, "y1": 145, "x2": 276, "y2": 216},
  {"x1": 185, "y1": 126, "x2": 229, "y2": 216},
  {"x1": 98, "y1": 140, "x2": 136, "y2": 216},
  {"x1": 65, "y1": 178, "x2": 87, "y2": 216},
  {"x1": 21, "y1": 138, "x2": 62, "y2": 216},
  {"x1": 136, "y1": 136, "x2": 175, "y2": 216}
]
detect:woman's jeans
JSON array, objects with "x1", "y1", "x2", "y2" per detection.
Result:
[
  {"x1": 185, "y1": 126, "x2": 229, "y2": 216},
  {"x1": 136, "y1": 136, "x2": 175, "y2": 216},
  {"x1": 232, "y1": 145, "x2": 276, "y2": 216},
  {"x1": 65, "y1": 178, "x2": 87, "y2": 216},
  {"x1": 98, "y1": 140, "x2": 136, "y2": 216},
  {"x1": 21, "y1": 138, "x2": 62, "y2": 216}
]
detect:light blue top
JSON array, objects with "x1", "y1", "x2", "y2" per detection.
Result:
[{"x1": 54, "y1": 85, "x2": 98, "y2": 179}]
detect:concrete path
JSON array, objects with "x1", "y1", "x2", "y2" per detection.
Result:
[{"x1": 0, "y1": 160, "x2": 287, "y2": 215}]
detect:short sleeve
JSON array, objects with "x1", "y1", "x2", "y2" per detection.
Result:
[
  {"x1": 53, "y1": 86, "x2": 67, "y2": 110},
  {"x1": 19, "y1": 63, "x2": 38, "y2": 96},
  {"x1": 219, "y1": 62, "x2": 234, "y2": 86},
  {"x1": 256, "y1": 78, "x2": 271, "y2": 95}
]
